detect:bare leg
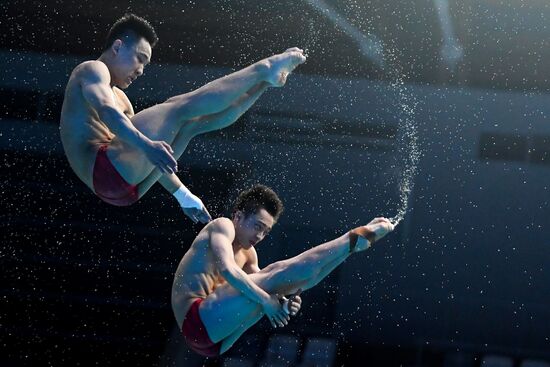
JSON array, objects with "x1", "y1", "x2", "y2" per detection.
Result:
[
  {"x1": 135, "y1": 83, "x2": 270, "y2": 196},
  {"x1": 300, "y1": 252, "x2": 350, "y2": 290},
  {"x1": 219, "y1": 310, "x2": 264, "y2": 354},
  {"x1": 219, "y1": 252, "x2": 350, "y2": 354},
  {"x1": 107, "y1": 50, "x2": 305, "y2": 185},
  {"x1": 200, "y1": 232, "x2": 354, "y2": 344},
  {"x1": 199, "y1": 217, "x2": 394, "y2": 349}
]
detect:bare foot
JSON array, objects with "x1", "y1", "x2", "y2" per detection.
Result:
[
  {"x1": 351, "y1": 217, "x2": 394, "y2": 252},
  {"x1": 266, "y1": 48, "x2": 307, "y2": 87}
]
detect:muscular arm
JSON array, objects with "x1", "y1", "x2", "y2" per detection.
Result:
[
  {"x1": 78, "y1": 61, "x2": 177, "y2": 173},
  {"x1": 157, "y1": 173, "x2": 182, "y2": 194},
  {"x1": 209, "y1": 219, "x2": 271, "y2": 305},
  {"x1": 79, "y1": 61, "x2": 149, "y2": 148}
]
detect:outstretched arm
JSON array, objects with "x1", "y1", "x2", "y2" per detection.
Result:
[
  {"x1": 209, "y1": 219, "x2": 289, "y2": 328},
  {"x1": 158, "y1": 173, "x2": 211, "y2": 224}
]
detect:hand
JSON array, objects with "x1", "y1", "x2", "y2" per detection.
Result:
[
  {"x1": 365, "y1": 217, "x2": 395, "y2": 242},
  {"x1": 286, "y1": 289, "x2": 302, "y2": 316},
  {"x1": 142, "y1": 139, "x2": 178, "y2": 175},
  {"x1": 182, "y1": 204, "x2": 212, "y2": 224},
  {"x1": 262, "y1": 294, "x2": 290, "y2": 328}
]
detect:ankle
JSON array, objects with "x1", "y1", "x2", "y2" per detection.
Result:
[
  {"x1": 254, "y1": 59, "x2": 271, "y2": 81},
  {"x1": 348, "y1": 226, "x2": 376, "y2": 253}
]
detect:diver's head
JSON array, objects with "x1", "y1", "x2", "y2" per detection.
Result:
[
  {"x1": 231, "y1": 185, "x2": 284, "y2": 249},
  {"x1": 101, "y1": 14, "x2": 157, "y2": 88}
]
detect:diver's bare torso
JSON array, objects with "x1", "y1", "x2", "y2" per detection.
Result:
[
  {"x1": 171, "y1": 218, "x2": 254, "y2": 328},
  {"x1": 60, "y1": 60, "x2": 132, "y2": 189}
]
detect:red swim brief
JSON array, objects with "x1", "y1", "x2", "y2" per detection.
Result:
[
  {"x1": 92, "y1": 145, "x2": 139, "y2": 206},
  {"x1": 182, "y1": 298, "x2": 221, "y2": 357}
]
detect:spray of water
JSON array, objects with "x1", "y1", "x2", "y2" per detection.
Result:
[
  {"x1": 387, "y1": 77, "x2": 421, "y2": 226},
  {"x1": 302, "y1": 7, "x2": 420, "y2": 227}
]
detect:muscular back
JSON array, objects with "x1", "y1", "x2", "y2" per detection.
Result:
[{"x1": 59, "y1": 60, "x2": 131, "y2": 188}]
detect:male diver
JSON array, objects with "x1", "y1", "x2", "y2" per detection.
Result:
[
  {"x1": 171, "y1": 185, "x2": 394, "y2": 356},
  {"x1": 60, "y1": 14, "x2": 306, "y2": 223}
]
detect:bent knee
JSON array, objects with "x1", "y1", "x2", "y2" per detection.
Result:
[{"x1": 260, "y1": 259, "x2": 288, "y2": 274}]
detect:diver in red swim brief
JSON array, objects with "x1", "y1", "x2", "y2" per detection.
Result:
[
  {"x1": 171, "y1": 185, "x2": 394, "y2": 356},
  {"x1": 93, "y1": 145, "x2": 139, "y2": 206},
  {"x1": 181, "y1": 298, "x2": 221, "y2": 357},
  {"x1": 59, "y1": 14, "x2": 306, "y2": 223}
]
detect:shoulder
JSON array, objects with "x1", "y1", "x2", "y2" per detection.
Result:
[
  {"x1": 207, "y1": 217, "x2": 235, "y2": 237},
  {"x1": 73, "y1": 60, "x2": 110, "y2": 82}
]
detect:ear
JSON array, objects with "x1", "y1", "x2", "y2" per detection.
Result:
[
  {"x1": 234, "y1": 210, "x2": 248, "y2": 223},
  {"x1": 111, "y1": 39, "x2": 123, "y2": 55}
]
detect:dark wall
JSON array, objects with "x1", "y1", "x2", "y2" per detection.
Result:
[
  {"x1": 2, "y1": 46, "x2": 549, "y2": 365},
  {"x1": 3, "y1": 0, "x2": 550, "y2": 91}
]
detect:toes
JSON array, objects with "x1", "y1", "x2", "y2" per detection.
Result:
[{"x1": 286, "y1": 47, "x2": 302, "y2": 53}]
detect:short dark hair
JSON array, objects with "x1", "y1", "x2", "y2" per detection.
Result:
[
  {"x1": 232, "y1": 185, "x2": 284, "y2": 222},
  {"x1": 103, "y1": 13, "x2": 158, "y2": 51}
]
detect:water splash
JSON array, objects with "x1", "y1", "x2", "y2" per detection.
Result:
[
  {"x1": 387, "y1": 76, "x2": 421, "y2": 226},
  {"x1": 303, "y1": 0, "x2": 385, "y2": 68},
  {"x1": 303, "y1": 10, "x2": 419, "y2": 227}
]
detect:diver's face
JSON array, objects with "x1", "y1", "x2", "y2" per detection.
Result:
[
  {"x1": 111, "y1": 37, "x2": 151, "y2": 88},
  {"x1": 234, "y1": 209, "x2": 274, "y2": 249}
]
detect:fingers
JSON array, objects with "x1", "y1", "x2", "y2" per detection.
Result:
[
  {"x1": 145, "y1": 140, "x2": 178, "y2": 174},
  {"x1": 161, "y1": 141, "x2": 174, "y2": 154},
  {"x1": 183, "y1": 207, "x2": 212, "y2": 225},
  {"x1": 161, "y1": 141, "x2": 178, "y2": 173},
  {"x1": 156, "y1": 157, "x2": 176, "y2": 175},
  {"x1": 200, "y1": 206, "x2": 212, "y2": 223},
  {"x1": 289, "y1": 295, "x2": 302, "y2": 316},
  {"x1": 183, "y1": 208, "x2": 199, "y2": 224},
  {"x1": 162, "y1": 165, "x2": 175, "y2": 175},
  {"x1": 286, "y1": 289, "x2": 303, "y2": 315},
  {"x1": 266, "y1": 297, "x2": 290, "y2": 328},
  {"x1": 268, "y1": 315, "x2": 284, "y2": 328},
  {"x1": 271, "y1": 311, "x2": 289, "y2": 328},
  {"x1": 289, "y1": 304, "x2": 300, "y2": 315},
  {"x1": 189, "y1": 207, "x2": 212, "y2": 224}
]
